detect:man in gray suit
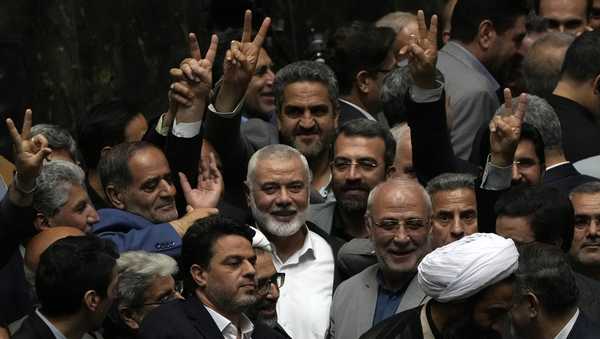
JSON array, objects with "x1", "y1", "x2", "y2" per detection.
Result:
[
  {"x1": 438, "y1": 0, "x2": 528, "y2": 159},
  {"x1": 327, "y1": 178, "x2": 431, "y2": 339}
]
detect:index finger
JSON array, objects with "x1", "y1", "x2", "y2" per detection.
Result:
[
  {"x1": 189, "y1": 33, "x2": 202, "y2": 61},
  {"x1": 252, "y1": 17, "x2": 271, "y2": 48},
  {"x1": 428, "y1": 14, "x2": 438, "y2": 45},
  {"x1": 21, "y1": 109, "x2": 32, "y2": 139},
  {"x1": 204, "y1": 34, "x2": 219, "y2": 65},
  {"x1": 241, "y1": 10, "x2": 252, "y2": 43},
  {"x1": 503, "y1": 88, "x2": 513, "y2": 115},
  {"x1": 514, "y1": 93, "x2": 528, "y2": 122},
  {"x1": 417, "y1": 10, "x2": 427, "y2": 40}
]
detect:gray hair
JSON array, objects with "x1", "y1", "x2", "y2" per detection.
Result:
[
  {"x1": 523, "y1": 32, "x2": 575, "y2": 99},
  {"x1": 494, "y1": 94, "x2": 562, "y2": 152},
  {"x1": 33, "y1": 160, "x2": 86, "y2": 217},
  {"x1": 426, "y1": 173, "x2": 476, "y2": 195},
  {"x1": 366, "y1": 178, "x2": 432, "y2": 217},
  {"x1": 375, "y1": 11, "x2": 417, "y2": 33},
  {"x1": 273, "y1": 61, "x2": 339, "y2": 115},
  {"x1": 31, "y1": 124, "x2": 80, "y2": 163},
  {"x1": 246, "y1": 144, "x2": 312, "y2": 187},
  {"x1": 116, "y1": 251, "x2": 178, "y2": 309},
  {"x1": 381, "y1": 67, "x2": 413, "y2": 122},
  {"x1": 570, "y1": 181, "x2": 600, "y2": 199}
]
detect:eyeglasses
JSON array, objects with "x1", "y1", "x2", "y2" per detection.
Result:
[
  {"x1": 372, "y1": 218, "x2": 429, "y2": 232},
  {"x1": 331, "y1": 158, "x2": 379, "y2": 172},
  {"x1": 513, "y1": 158, "x2": 538, "y2": 169},
  {"x1": 256, "y1": 272, "x2": 285, "y2": 295},
  {"x1": 141, "y1": 280, "x2": 183, "y2": 307}
]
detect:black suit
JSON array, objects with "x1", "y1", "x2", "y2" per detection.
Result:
[
  {"x1": 547, "y1": 95, "x2": 600, "y2": 163},
  {"x1": 12, "y1": 312, "x2": 55, "y2": 339},
  {"x1": 138, "y1": 297, "x2": 285, "y2": 339},
  {"x1": 0, "y1": 193, "x2": 36, "y2": 268},
  {"x1": 567, "y1": 312, "x2": 600, "y2": 339},
  {"x1": 575, "y1": 273, "x2": 600, "y2": 324},
  {"x1": 543, "y1": 163, "x2": 598, "y2": 195},
  {"x1": 338, "y1": 100, "x2": 370, "y2": 125}
]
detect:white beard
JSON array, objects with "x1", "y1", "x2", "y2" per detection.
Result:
[{"x1": 248, "y1": 194, "x2": 307, "y2": 237}]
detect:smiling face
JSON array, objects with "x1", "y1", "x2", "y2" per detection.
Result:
[
  {"x1": 246, "y1": 251, "x2": 280, "y2": 327},
  {"x1": 245, "y1": 49, "x2": 276, "y2": 117}
]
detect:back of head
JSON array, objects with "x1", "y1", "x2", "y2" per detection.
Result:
[
  {"x1": 523, "y1": 33, "x2": 575, "y2": 99},
  {"x1": 36, "y1": 235, "x2": 118, "y2": 317},
  {"x1": 327, "y1": 21, "x2": 396, "y2": 95},
  {"x1": 273, "y1": 60, "x2": 339, "y2": 114},
  {"x1": 375, "y1": 11, "x2": 417, "y2": 33},
  {"x1": 515, "y1": 243, "x2": 578, "y2": 315},
  {"x1": 451, "y1": 0, "x2": 529, "y2": 43},
  {"x1": 426, "y1": 173, "x2": 476, "y2": 196},
  {"x1": 337, "y1": 119, "x2": 396, "y2": 168},
  {"x1": 521, "y1": 94, "x2": 563, "y2": 152},
  {"x1": 31, "y1": 124, "x2": 80, "y2": 163},
  {"x1": 561, "y1": 31, "x2": 600, "y2": 83},
  {"x1": 78, "y1": 99, "x2": 139, "y2": 170},
  {"x1": 495, "y1": 185, "x2": 574, "y2": 252},
  {"x1": 381, "y1": 67, "x2": 413, "y2": 125},
  {"x1": 97, "y1": 141, "x2": 158, "y2": 194},
  {"x1": 25, "y1": 226, "x2": 86, "y2": 272},
  {"x1": 33, "y1": 160, "x2": 86, "y2": 218}
]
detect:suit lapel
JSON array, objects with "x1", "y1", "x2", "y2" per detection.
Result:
[
  {"x1": 356, "y1": 265, "x2": 380, "y2": 335},
  {"x1": 397, "y1": 275, "x2": 428, "y2": 313},
  {"x1": 182, "y1": 297, "x2": 225, "y2": 339}
]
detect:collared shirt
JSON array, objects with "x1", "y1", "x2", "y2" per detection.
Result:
[
  {"x1": 35, "y1": 309, "x2": 67, "y2": 339},
  {"x1": 271, "y1": 227, "x2": 335, "y2": 339},
  {"x1": 204, "y1": 305, "x2": 254, "y2": 339},
  {"x1": 554, "y1": 308, "x2": 579, "y2": 339},
  {"x1": 372, "y1": 271, "x2": 414, "y2": 325}
]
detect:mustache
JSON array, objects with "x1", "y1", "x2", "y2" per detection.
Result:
[
  {"x1": 294, "y1": 124, "x2": 320, "y2": 135},
  {"x1": 270, "y1": 206, "x2": 298, "y2": 213},
  {"x1": 583, "y1": 240, "x2": 600, "y2": 247},
  {"x1": 341, "y1": 182, "x2": 370, "y2": 192}
]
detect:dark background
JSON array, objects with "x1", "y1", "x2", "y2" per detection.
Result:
[{"x1": 0, "y1": 0, "x2": 442, "y2": 158}]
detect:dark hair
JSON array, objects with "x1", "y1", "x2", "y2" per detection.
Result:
[
  {"x1": 451, "y1": 0, "x2": 529, "y2": 43},
  {"x1": 181, "y1": 215, "x2": 255, "y2": 292},
  {"x1": 335, "y1": 119, "x2": 396, "y2": 169},
  {"x1": 515, "y1": 243, "x2": 579, "y2": 315},
  {"x1": 77, "y1": 99, "x2": 141, "y2": 170},
  {"x1": 534, "y1": 0, "x2": 592, "y2": 17},
  {"x1": 36, "y1": 235, "x2": 118, "y2": 317},
  {"x1": 495, "y1": 185, "x2": 574, "y2": 252},
  {"x1": 560, "y1": 31, "x2": 600, "y2": 83},
  {"x1": 327, "y1": 21, "x2": 396, "y2": 95},
  {"x1": 520, "y1": 122, "x2": 546, "y2": 166},
  {"x1": 97, "y1": 141, "x2": 160, "y2": 193}
]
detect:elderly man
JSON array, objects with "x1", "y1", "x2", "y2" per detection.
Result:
[
  {"x1": 361, "y1": 233, "x2": 519, "y2": 339},
  {"x1": 535, "y1": 0, "x2": 592, "y2": 34},
  {"x1": 33, "y1": 160, "x2": 99, "y2": 233},
  {"x1": 139, "y1": 216, "x2": 284, "y2": 339},
  {"x1": 328, "y1": 179, "x2": 430, "y2": 339},
  {"x1": 245, "y1": 144, "x2": 335, "y2": 339},
  {"x1": 570, "y1": 182, "x2": 600, "y2": 282},
  {"x1": 93, "y1": 141, "x2": 219, "y2": 255},
  {"x1": 511, "y1": 243, "x2": 600, "y2": 339},
  {"x1": 30, "y1": 124, "x2": 80, "y2": 164},
  {"x1": 426, "y1": 173, "x2": 478, "y2": 249}
]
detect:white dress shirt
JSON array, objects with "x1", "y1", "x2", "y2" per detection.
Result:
[
  {"x1": 272, "y1": 227, "x2": 335, "y2": 339},
  {"x1": 554, "y1": 308, "x2": 579, "y2": 339},
  {"x1": 204, "y1": 305, "x2": 254, "y2": 339}
]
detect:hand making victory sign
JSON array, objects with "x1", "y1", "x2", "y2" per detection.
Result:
[
  {"x1": 400, "y1": 10, "x2": 438, "y2": 89},
  {"x1": 489, "y1": 89, "x2": 528, "y2": 167}
]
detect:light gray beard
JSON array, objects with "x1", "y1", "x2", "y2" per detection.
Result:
[{"x1": 248, "y1": 195, "x2": 307, "y2": 237}]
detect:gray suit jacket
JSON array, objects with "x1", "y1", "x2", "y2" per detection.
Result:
[
  {"x1": 437, "y1": 41, "x2": 500, "y2": 160},
  {"x1": 327, "y1": 264, "x2": 428, "y2": 339}
]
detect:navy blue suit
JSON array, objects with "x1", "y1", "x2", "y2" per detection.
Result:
[{"x1": 92, "y1": 208, "x2": 181, "y2": 256}]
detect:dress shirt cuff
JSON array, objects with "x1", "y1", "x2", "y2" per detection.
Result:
[
  {"x1": 480, "y1": 154, "x2": 512, "y2": 191},
  {"x1": 171, "y1": 118, "x2": 202, "y2": 138},
  {"x1": 207, "y1": 95, "x2": 246, "y2": 119},
  {"x1": 409, "y1": 80, "x2": 444, "y2": 103}
]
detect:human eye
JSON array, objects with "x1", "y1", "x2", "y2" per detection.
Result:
[
  {"x1": 284, "y1": 106, "x2": 302, "y2": 118},
  {"x1": 357, "y1": 159, "x2": 378, "y2": 170},
  {"x1": 405, "y1": 218, "x2": 426, "y2": 230},
  {"x1": 288, "y1": 182, "x2": 305, "y2": 193},
  {"x1": 574, "y1": 215, "x2": 590, "y2": 229},
  {"x1": 435, "y1": 213, "x2": 452, "y2": 224},
  {"x1": 142, "y1": 179, "x2": 159, "y2": 192},
  {"x1": 262, "y1": 184, "x2": 279, "y2": 195},
  {"x1": 332, "y1": 158, "x2": 351, "y2": 171},
  {"x1": 461, "y1": 211, "x2": 476, "y2": 222},
  {"x1": 378, "y1": 219, "x2": 399, "y2": 231}
]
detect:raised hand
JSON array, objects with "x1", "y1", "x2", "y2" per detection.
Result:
[
  {"x1": 400, "y1": 10, "x2": 438, "y2": 89},
  {"x1": 489, "y1": 89, "x2": 528, "y2": 166},
  {"x1": 178, "y1": 152, "x2": 223, "y2": 209},
  {"x1": 6, "y1": 109, "x2": 52, "y2": 192}
]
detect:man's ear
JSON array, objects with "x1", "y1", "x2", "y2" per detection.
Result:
[
  {"x1": 105, "y1": 185, "x2": 126, "y2": 210},
  {"x1": 477, "y1": 20, "x2": 496, "y2": 51},
  {"x1": 244, "y1": 182, "x2": 252, "y2": 207},
  {"x1": 34, "y1": 213, "x2": 51, "y2": 231},
  {"x1": 525, "y1": 292, "x2": 540, "y2": 319},
  {"x1": 593, "y1": 74, "x2": 600, "y2": 95},
  {"x1": 365, "y1": 215, "x2": 373, "y2": 238},
  {"x1": 356, "y1": 70, "x2": 373, "y2": 95},
  {"x1": 190, "y1": 264, "x2": 208, "y2": 289},
  {"x1": 83, "y1": 290, "x2": 101, "y2": 312},
  {"x1": 118, "y1": 306, "x2": 141, "y2": 331}
]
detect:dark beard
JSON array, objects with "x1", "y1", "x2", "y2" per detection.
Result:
[
  {"x1": 442, "y1": 316, "x2": 502, "y2": 339},
  {"x1": 337, "y1": 197, "x2": 367, "y2": 214}
]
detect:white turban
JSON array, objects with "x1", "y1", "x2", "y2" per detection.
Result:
[
  {"x1": 251, "y1": 226, "x2": 273, "y2": 252},
  {"x1": 417, "y1": 233, "x2": 519, "y2": 303}
]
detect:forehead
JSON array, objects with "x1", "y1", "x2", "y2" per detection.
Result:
[
  {"x1": 253, "y1": 156, "x2": 308, "y2": 184},
  {"x1": 431, "y1": 188, "x2": 476, "y2": 210},
  {"x1": 334, "y1": 134, "x2": 386, "y2": 158},
  {"x1": 211, "y1": 235, "x2": 254, "y2": 260},
  {"x1": 63, "y1": 184, "x2": 88, "y2": 204},
  {"x1": 475, "y1": 280, "x2": 513, "y2": 309},
  {"x1": 282, "y1": 81, "x2": 332, "y2": 107},
  {"x1": 571, "y1": 193, "x2": 600, "y2": 213},
  {"x1": 540, "y1": 0, "x2": 588, "y2": 17},
  {"x1": 127, "y1": 147, "x2": 170, "y2": 181},
  {"x1": 372, "y1": 186, "x2": 428, "y2": 217},
  {"x1": 515, "y1": 139, "x2": 538, "y2": 159},
  {"x1": 255, "y1": 252, "x2": 276, "y2": 278},
  {"x1": 496, "y1": 216, "x2": 534, "y2": 242}
]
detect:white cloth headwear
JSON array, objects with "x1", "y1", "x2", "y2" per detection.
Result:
[
  {"x1": 250, "y1": 226, "x2": 273, "y2": 252},
  {"x1": 418, "y1": 233, "x2": 518, "y2": 302}
]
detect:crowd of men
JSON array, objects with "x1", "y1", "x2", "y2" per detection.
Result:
[{"x1": 2, "y1": 0, "x2": 600, "y2": 338}]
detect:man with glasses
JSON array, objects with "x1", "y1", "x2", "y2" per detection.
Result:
[{"x1": 328, "y1": 178, "x2": 430, "y2": 338}]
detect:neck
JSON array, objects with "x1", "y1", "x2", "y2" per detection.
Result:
[
  {"x1": 379, "y1": 269, "x2": 413, "y2": 291},
  {"x1": 337, "y1": 207, "x2": 368, "y2": 238},
  {"x1": 545, "y1": 150, "x2": 567, "y2": 168},
  {"x1": 309, "y1": 151, "x2": 332, "y2": 192},
  {"x1": 554, "y1": 80, "x2": 599, "y2": 119},
  {"x1": 88, "y1": 169, "x2": 106, "y2": 201},
  {"x1": 266, "y1": 227, "x2": 307, "y2": 262},
  {"x1": 44, "y1": 312, "x2": 88, "y2": 339},
  {"x1": 535, "y1": 307, "x2": 578, "y2": 339},
  {"x1": 429, "y1": 300, "x2": 467, "y2": 333},
  {"x1": 196, "y1": 290, "x2": 242, "y2": 328}
]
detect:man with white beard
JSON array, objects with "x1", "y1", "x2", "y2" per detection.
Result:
[{"x1": 245, "y1": 144, "x2": 335, "y2": 339}]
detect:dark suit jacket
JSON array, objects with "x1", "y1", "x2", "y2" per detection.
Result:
[
  {"x1": 359, "y1": 305, "x2": 424, "y2": 339},
  {"x1": 543, "y1": 162, "x2": 598, "y2": 195},
  {"x1": 338, "y1": 100, "x2": 370, "y2": 126},
  {"x1": 138, "y1": 297, "x2": 285, "y2": 339},
  {"x1": 567, "y1": 312, "x2": 600, "y2": 339},
  {"x1": 547, "y1": 95, "x2": 600, "y2": 163},
  {"x1": 575, "y1": 272, "x2": 600, "y2": 324},
  {"x1": 0, "y1": 193, "x2": 36, "y2": 268},
  {"x1": 12, "y1": 312, "x2": 54, "y2": 339}
]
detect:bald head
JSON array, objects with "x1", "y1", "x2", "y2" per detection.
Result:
[
  {"x1": 367, "y1": 178, "x2": 432, "y2": 217},
  {"x1": 25, "y1": 227, "x2": 85, "y2": 271}
]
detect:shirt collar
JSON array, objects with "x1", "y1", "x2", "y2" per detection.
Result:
[
  {"x1": 204, "y1": 305, "x2": 255, "y2": 337},
  {"x1": 554, "y1": 308, "x2": 579, "y2": 339},
  {"x1": 445, "y1": 41, "x2": 500, "y2": 91},
  {"x1": 338, "y1": 99, "x2": 377, "y2": 121},
  {"x1": 35, "y1": 309, "x2": 67, "y2": 339},
  {"x1": 272, "y1": 225, "x2": 316, "y2": 265}
]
